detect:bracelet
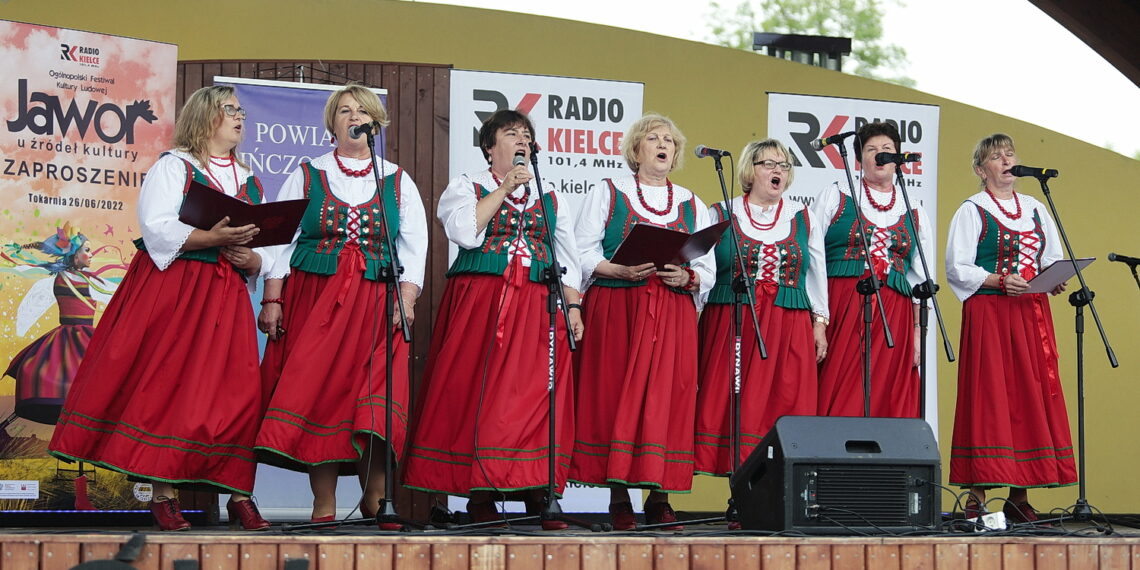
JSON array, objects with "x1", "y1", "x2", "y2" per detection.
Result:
[
  {"x1": 260, "y1": 298, "x2": 284, "y2": 306},
  {"x1": 997, "y1": 273, "x2": 1008, "y2": 294},
  {"x1": 681, "y1": 266, "x2": 699, "y2": 291},
  {"x1": 813, "y1": 314, "x2": 830, "y2": 326},
  {"x1": 567, "y1": 303, "x2": 583, "y2": 312}
]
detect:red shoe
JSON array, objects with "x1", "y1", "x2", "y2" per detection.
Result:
[
  {"x1": 609, "y1": 501, "x2": 637, "y2": 531},
  {"x1": 467, "y1": 500, "x2": 507, "y2": 528},
  {"x1": 645, "y1": 501, "x2": 684, "y2": 531},
  {"x1": 149, "y1": 498, "x2": 191, "y2": 531},
  {"x1": 727, "y1": 521, "x2": 742, "y2": 530},
  {"x1": 1003, "y1": 501, "x2": 1041, "y2": 524},
  {"x1": 310, "y1": 514, "x2": 337, "y2": 530},
  {"x1": 964, "y1": 497, "x2": 985, "y2": 520},
  {"x1": 227, "y1": 498, "x2": 270, "y2": 531}
]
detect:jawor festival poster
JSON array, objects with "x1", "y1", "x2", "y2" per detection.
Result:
[{"x1": 0, "y1": 19, "x2": 176, "y2": 511}]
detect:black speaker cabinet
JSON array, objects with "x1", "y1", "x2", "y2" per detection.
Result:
[{"x1": 729, "y1": 416, "x2": 941, "y2": 534}]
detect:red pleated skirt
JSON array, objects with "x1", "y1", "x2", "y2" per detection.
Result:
[
  {"x1": 949, "y1": 293, "x2": 1076, "y2": 488},
  {"x1": 256, "y1": 246, "x2": 410, "y2": 473},
  {"x1": 402, "y1": 269, "x2": 574, "y2": 496},
  {"x1": 817, "y1": 276, "x2": 920, "y2": 417},
  {"x1": 569, "y1": 279, "x2": 698, "y2": 492},
  {"x1": 694, "y1": 285, "x2": 818, "y2": 476},
  {"x1": 48, "y1": 252, "x2": 263, "y2": 494}
]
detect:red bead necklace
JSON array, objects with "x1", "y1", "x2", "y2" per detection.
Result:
[
  {"x1": 744, "y1": 198, "x2": 782, "y2": 231},
  {"x1": 985, "y1": 188, "x2": 1022, "y2": 220},
  {"x1": 862, "y1": 178, "x2": 896, "y2": 212},
  {"x1": 634, "y1": 174, "x2": 674, "y2": 216},
  {"x1": 207, "y1": 155, "x2": 238, "y2": 193},
  {"x1": 334, "y1": 149, "x2": 373, "y2": 177},
  {"x1": 491, "y1": 171, "x2": 530, "y2": 206}
]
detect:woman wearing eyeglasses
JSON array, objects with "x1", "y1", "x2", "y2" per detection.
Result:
[
  {"x1": 49, "y1": 85, "x2": 271, "y2": 531},
  {"x1": 812, "y1": 121, "x2": 932, "y2": 419},
  {"x1": 693, "y1": 139, "x2": 827, "y2": 484},
  {"x1": 255, "y1": 84, "x2": 428, "y2": 530}
]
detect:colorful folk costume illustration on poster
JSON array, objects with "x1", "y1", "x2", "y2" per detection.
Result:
[{"x1": 2, "y1": 224, "x2": 119, "y2": 427}]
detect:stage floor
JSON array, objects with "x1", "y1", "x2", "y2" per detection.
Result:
[{"x1": 2, "y1": 519, "x2": 1139, "y2": 570}]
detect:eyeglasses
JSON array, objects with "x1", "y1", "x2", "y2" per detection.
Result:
[
  {"x1": 221, "y1": 104, "x2": 247, "y2": 119},
  {"x1": 754, "y1": 160, "x2": 791, "y2": 171}
]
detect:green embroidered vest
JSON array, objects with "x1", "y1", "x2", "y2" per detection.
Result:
[
  {"x1": 446, "y1": 181, "x2": 559, "y2": 284},
  {"x1": 707, "y1": 201, "x2": 812, "y2": 309},
  {"x1": 822, "y1": 192, "x2": 917, "y2": 297},
  {"x1": 594, "y1": 178, "x2": 697, "y2": 290}
]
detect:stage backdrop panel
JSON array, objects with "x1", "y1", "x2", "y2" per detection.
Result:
[
  {"x1": 447, "y1": 70, "x2": 644, "y2": 514},
  {"x1": 768, "y1": 92, "x2": 942, "y2": 427},
  {"x1": 0, "y1": 19, "x2": 176, "y2": 511}
]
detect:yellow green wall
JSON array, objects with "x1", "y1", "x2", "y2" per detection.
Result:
[{"x1": 7, "y1": 0, "x2": 1138, "y2": 513}]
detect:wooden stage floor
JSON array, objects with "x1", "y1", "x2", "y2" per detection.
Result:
[{"x1": 2, "y1": 525, "x2": 1139, "y2": 570}]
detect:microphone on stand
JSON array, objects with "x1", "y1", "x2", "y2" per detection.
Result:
[
  {"x1": 811, "y1": 131, "x2": 857, "y2": 151},
  {"x1": 1108, "y1": 252, "x2": 1140, "y2": 267},
  {"x1": 693, "y1": 145, "x2": 731, "y2": 158},
  {"x1": 348, "y1": 121, "x2": 379, "y2": 139},
  {"x1": 875, "y1": 152, "x2": 922, "y2": 166},
  {"x1": 1009, "y1": 165, "x2": 1059, "y2": 179}
]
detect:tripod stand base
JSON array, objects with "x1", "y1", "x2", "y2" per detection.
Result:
[{"x1": 1071, "y1": 499, "x2": 1094, "y2": 522}]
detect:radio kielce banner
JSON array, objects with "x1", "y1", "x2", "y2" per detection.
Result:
[
  {"x1": 768, "y1": 92, "x2": 941, "y2": 428},
  {"x1": 0, "y1": 20, "x2": 176, "y2": 511},
  {"x1": 449, "y1": 70, "x2": 644, "y2": 514}
]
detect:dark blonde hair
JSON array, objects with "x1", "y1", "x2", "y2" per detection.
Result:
[
  {"x1": 173, "y1": 85, "x2": 247, "y2": 169},
  {"x1": 738, "y1": 138, "x2": 794, "y2": 192},
  {"x1": 620, "y1": 113, "x2": 687, "y2": 173},
  {"x1": 324, "y1": 83, "x2": 389, "y2": 139},
  {"x1": 972, "y1": 133, "x2": 1016, "y2": 187}
]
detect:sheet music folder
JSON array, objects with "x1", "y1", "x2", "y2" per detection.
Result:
[
  {"x1": 178, "y1": 179, "x2": 308, "y2": 248},
  {"x1": 610, "y1": 219, "x2": 730, "y2": 269},
  {"x1": 1024, "y1": 257, "x2": 1095, "y2": 293}
]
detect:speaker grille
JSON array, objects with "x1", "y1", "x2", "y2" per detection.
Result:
[{"x1": 804, "y1": 465, "x2": 912, "y2": 526}]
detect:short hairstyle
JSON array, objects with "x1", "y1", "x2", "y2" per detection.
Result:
[
  {"x1": 324, "y1": 83, "x2": 390, "y2": 138},
  {"x1": 620, "y1": 113, "x2": 687, "y2": 173},
  {"x1": 478, "y1": 109, "x2": 535, "y2": 164},
  {"x1": 853, "y1": 121, "x2": 902, "y2": 163},
  {"x1": 173, "y1": 85, "x2": 247, "y2": 169},
  {"x1": 971, "y1": 133, "x2": 1016, "y2": 188},
  {"x1": 738, "y1": 138, "x2": 795, "y2": 192}
]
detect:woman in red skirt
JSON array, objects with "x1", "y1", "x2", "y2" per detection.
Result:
[
  {"x1": 946, "y1": 133, "x2": 1075, "y2": 523},
  {"x1": 570, "y1": 113, "x2": 715, "y2": 530},
  {"x1": 255, "y1": 84, "x2": 428, "y2": 529},
  {"x1": 694, "y1": 139, "x2": 828, "y2": 483},
  {"x1": 813, "y1": 122, "x2": 932, "y2": 418},
  {"x1": 401, "y1": 110, "x2": 583, "y2": 530},
  {"x1": 48, "y1": 86, "x2": 271, "y2": 531}
]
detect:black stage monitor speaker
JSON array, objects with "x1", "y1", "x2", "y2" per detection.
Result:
[{"x1": 730, "y1": 416, "x2": 941, "y2": 534}]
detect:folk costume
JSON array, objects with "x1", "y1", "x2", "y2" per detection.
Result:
[
  {"x1": 49, "y1": 150, "x2": 267, "y2": 494},
  {"x1": 256, "y1": 152, "x2": 427, "y2": 473},
  {"x1": 812, "y1": 180, "x2": 932, "y2": 418},
  {"x1": 945, "y1": 191, "x2": 1076, "y2": 489},
  {"x1": 693, "y1": 196, "x2": 827, "y2": 475},
  {"x1": 402, "y1": 169, "x2": 581, "y2": 496},
  {"x1": 569, "y1": 175, "x2": 714, "y2": 492}
]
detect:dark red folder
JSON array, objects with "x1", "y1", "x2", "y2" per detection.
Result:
[
  {"x1": 609, "y1": 219, "x2": 730, "y2": 269},
  {"x1": 178, "y1": 180, "x2": 308, "y2": 248}
]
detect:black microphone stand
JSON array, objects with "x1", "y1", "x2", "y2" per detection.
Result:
[
  {"x1": 281, "y1": 130, "x2": 415, "y2": 532},
  {"x1": 1029, "y1": 172, "x2": 1118, "y2": 522},
  {"x1": 449, "y1": 144, "x2": 599, "y2": 532},
  {"x1": 1112, "y1": 254, "x2": 1140, "y2": 291},
  {"x1": 653, "y1": 152, "x2": 769, "y2": 531},
  {"x1": 890, "y1": 165, "x2": 955, "y2": 420},
  {"x1": 836, "y1": 144, "x2": 894, "y2": 417}
]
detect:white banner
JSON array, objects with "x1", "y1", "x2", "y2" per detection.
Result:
[
  {"x1": 448, "y1": 70, "x2": 644, "y2": 514},
  {"x1": 768, "y1": 92, "x2": 942, "y2": 430}
]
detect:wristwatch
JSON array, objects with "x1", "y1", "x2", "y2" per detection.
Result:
[{"x1": 813, "y1": 314, "x2": 830, "y2": 326}]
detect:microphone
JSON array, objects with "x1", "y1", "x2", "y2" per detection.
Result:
[
  {"x1": 511, "y1": 151, "x2": 531, "y2": 192},
  {"x1": 810, "y1": 131, "x2": 856, "y2": 151},
  {"x1": 693, "y1": 145, "x2": 731, "y2": 158},
  {"x1": 875, "y1": 152, "x2": 922, "y2": 166},
  {"x1": 1009, "y1": 165, "x2": 1059, "y2": 179},
  {"x1": 1108, "y1": 252, "x2": 1140, "y2": 267},
  {"x1": 348, "y1": 122, "x2": 378, "y2": 139}
]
